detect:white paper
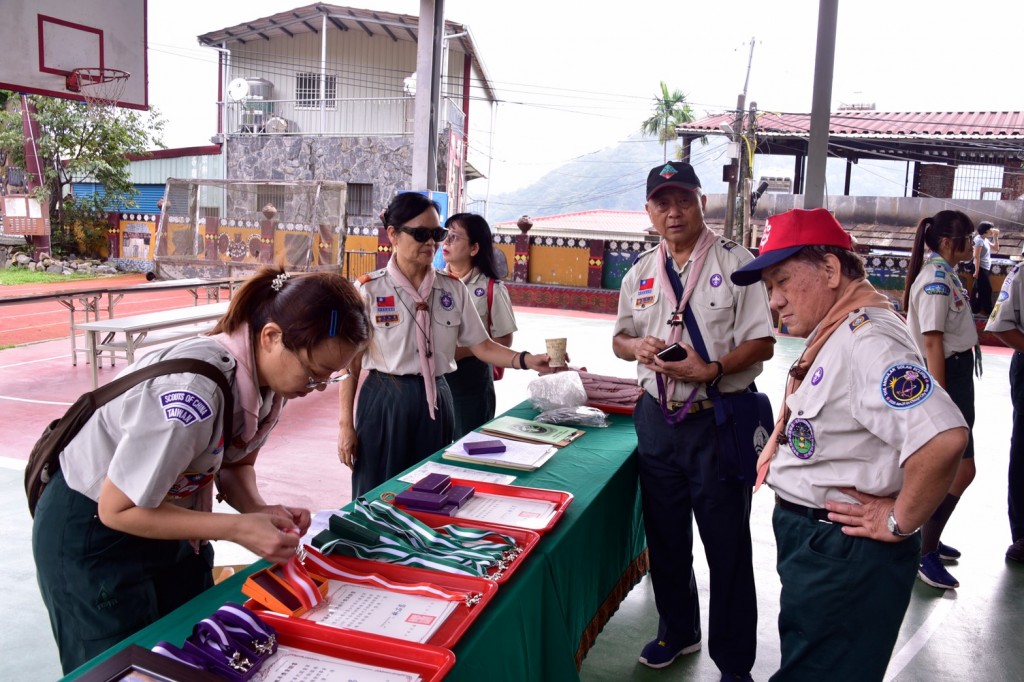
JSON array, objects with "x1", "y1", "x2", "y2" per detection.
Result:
[
  {"x1": 397, "y1": 460, "x2": 517, "y2": 485},
  {"x1": 445, "y1": 433, "x2": 557, "y2": 470},
  {"x1": 254, "y1": 645, "x2": 422, "y2": 681},
  {"x1": 301, "y1": 580, "x2": 456, "y2": 643},
  {"x1": 453, "y1": 492, "x2": 558, "y2": 530}
]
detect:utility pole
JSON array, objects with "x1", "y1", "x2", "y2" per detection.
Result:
[
  {"x1": 805, "y1": 1, "x2": 838, "y2": 209},
  {"x1": 741, "y1": 101, "x2": 758, "y2": 248},
  {"x1": 724, "y1": 38, "x2": 756, "y2": 241}
]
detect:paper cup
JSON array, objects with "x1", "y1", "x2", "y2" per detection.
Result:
[{"x1": 545, "y1": 338, "x2": 567, "y2": 367}]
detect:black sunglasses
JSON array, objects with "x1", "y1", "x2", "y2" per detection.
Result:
[{"x1": 396, "y1": 225, "x2": 448, "y2": 243}]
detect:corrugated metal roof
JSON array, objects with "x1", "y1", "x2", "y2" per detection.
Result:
[
  {"x1": 678, "y1": 110, "x2": 1024, "y2": 139},
  {"x1": 493, "y1": 210, "x2": 654, "y2": 241},
  {"x1": 197, "y1": 3, "x2": 496, "y2": 101}
]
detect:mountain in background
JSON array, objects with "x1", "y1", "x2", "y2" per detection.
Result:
[{"x1": 482, "y1": 134, "x2": 909, "y2": 224}]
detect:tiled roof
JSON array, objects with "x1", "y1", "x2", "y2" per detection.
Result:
[
  {"x1": 493, "y1": 210, "x2": 654, "y2": 238},
  {"x1": 678, "y1": 111, "x2": 1024, "y2": 139}
]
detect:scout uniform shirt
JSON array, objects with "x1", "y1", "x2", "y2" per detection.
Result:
[
  {"x1": 907, "y1": 255, "x2": 978, "y2": 356},
  {"x1": 769, "y1": 306, "x2": 968, "y2": 509},
  {"x1": 985, "y1": 262, "x2": 1024, "y2": 335},
  {"x1": 613, "y1": 238, "x2": 775, "y2": 401},
  {"x1": 358, "y1": 267, "x2": 490, "y2": 375},
  {"x1": 449, "y1": 267, "x2": 518, "y2": 338},
  {"x1": 59, "y1": 337, "x2": 277, "y2": 512}
]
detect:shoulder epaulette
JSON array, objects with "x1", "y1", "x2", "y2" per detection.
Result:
[
  {"x1": 718, "y1": 237, "x2": 742, "y2": 252},
  {"x1": 633, "y1": 245, "x2": 659, "y2": 263},
  {"x1": 436, "y1": 269, "x2": 458, "y2": 279},
  {"x1": 357, "y1": 268, "x2": 386, "y2": 285}
]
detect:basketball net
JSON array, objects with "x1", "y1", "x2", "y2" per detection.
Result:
[{"x1": 66, "y1": 68, "x2": 131, "y2": 118}]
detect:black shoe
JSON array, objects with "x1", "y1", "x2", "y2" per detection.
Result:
[{"x1": 1007, "y1": 539, "x2": 1024, "y2": 563}]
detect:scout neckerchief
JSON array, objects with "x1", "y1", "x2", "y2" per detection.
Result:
[
  {"x1": 654, "y1": 228, "x2": 716, "y2": 423},
  {"x1": 926, "y1": 252, "x2": 984, "y2": 377},
  {"x1": 316, "y1": 498, "x2": 520, "y2": 579},
  {"x1": 212, "y1": 324, "x2": 283, "y2": 445},
  {"x1": 387, "y1": 256, "x2": 439, "y2": 419},
  {"x1": 753, "y1": 278, "x2": 891, "y2": 491}
]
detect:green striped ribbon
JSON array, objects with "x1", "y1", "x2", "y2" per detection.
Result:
[{"x1": 315, "y1": 498, "x2": 521, "y2": 579}]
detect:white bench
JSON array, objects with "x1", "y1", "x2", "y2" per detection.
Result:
[{"x1": 76, "y1": 301, "x2": 230, "y2": 388}]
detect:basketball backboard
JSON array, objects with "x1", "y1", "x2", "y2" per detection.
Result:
[{"x1": 0, "y1": 0, "x2": 148, "y2": 110}]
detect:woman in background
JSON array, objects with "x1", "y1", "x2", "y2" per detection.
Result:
[
  {"x1": 442, "y1": 213, "x2": 518, "y2": 438},
  {"x1": 903, "y1": 209, "x2": 978, "y2": 591},
  {"x1": 971, "y1": 221, "x2": 1000, "y2": 316}
]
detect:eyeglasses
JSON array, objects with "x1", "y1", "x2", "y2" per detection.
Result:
[
  {"x1": 396, "y1": 225, "x2": 448, "y2": 243},
  {"x1": 443, "y1": 232, "x2": 466, "y2": 244},
  {"x1": 305, "y1": 371, "x2": 351, "y2": 389}
]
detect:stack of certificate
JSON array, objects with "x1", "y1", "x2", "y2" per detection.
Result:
[
  {"x1": 478, "y1": 416, "x2": 585, "y2": 447},
  {"x1": 442, "y1": 433, "x2": 557, "y2": 471}
]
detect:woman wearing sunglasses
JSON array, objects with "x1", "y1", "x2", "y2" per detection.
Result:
[
  {"x1": 441, "y1": 212, "x2": 518, "y2": 439},
  {"x1": 339, "y1": 193, "x2": 554, "y2": 498},
  {"x1": 33, "y1": 267, "x2": 371, "y2": 673}
]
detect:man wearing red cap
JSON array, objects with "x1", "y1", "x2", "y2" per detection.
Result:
[
  {"x1": 731, "y1": 208, "x2": 968, "y2": 681},
  {"x1": 613, "y1": 161, "x2": 775, "y2": 680}
]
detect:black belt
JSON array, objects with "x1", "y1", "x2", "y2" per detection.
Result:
[{"x1": 776, "y1": 496, "x2": 840, "y2": 524}]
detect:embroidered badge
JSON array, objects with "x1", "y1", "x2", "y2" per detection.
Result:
[
  {"x1": 375, "y1": 313, "x2": 400, "y2": 326},
  {"x1": 659, "y1": 163, "x2": 677, "y2": 179},
  {"x1": 752, "y1": 424, "x2": 771, "y2": 456},
  {"x1": 849, "y1": 312, "x2": 870, "y2": 332},
  {"x1": 934, "y1": 270, "x2": 946, "y2": 279},
  {"x1": 999, "y1": 290, "x2": 1009, "y2": 302},
  {"x1": 810, "y1": 367, "x2": 824, "y2": 385},
  {"x1": 880, "y1": 363, "x2": 933, "y2": 409},
  {"x1": 160, "y1": 390, "x2": 213, "y2": 426},
  {"x1": 710, "y1": 273, "x2": 723, "y2": 288},
  {"x1": 165, "y1": 472, "x2": 215, "y2": 499},
  {"x1": 474, "y1": 287, "x2": 486, "y2": 297},
  {"x1": 440, "y1": 289, "x2": 455, "y2": 311},
  {"x1": 635, "y1": 277, "x2": 657, "y2": 309},
  {"x1": 923, "y1": 282, "x2": 951, "y2": 296},
  {"x1": 376, "y1": 295, "x2": 396, "y2": 312},
  {"x1": 787, "y1": 418, "x2": 815, "y2": 459},
  {"x1": 760, "y1": 219, "x2": 773, "y2": 248}
]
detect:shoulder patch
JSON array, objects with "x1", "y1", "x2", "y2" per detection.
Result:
[
  {"x1": 357, "y1": 268, "x2": 386, "y2": 285},
  {"x1": 923, "y1": 282, "x2": 951, "y2": 296},
  {"x1": 633, "y1": 245, "x2": 659, "y2": 264},
  {"x1": 849, "y1": 311, "x2": 871, "y2": 332},
  {"x1": 159, "y1": 390, "x2": 214, "y2": 426},
  {"x1": 436, "y1": 268, "x2": 458, "y2": 279},
  {"x1": 719, "y1": 237, "x2": 741, "y2": 251},
  {"x1": 880, "y1": 363, "x2": 933, "y2": 410},
  {"x1": 933, "y1": 269, "x2": 946, "y2": 279}
]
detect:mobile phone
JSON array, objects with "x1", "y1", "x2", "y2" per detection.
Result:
[{"x1": 656, "y1": 343, "x2": 687, "y2": 362}]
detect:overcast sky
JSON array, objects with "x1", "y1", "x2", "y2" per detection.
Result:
[{"x1": 147, "y1": 0, "x2": 1024, "y2": 198}]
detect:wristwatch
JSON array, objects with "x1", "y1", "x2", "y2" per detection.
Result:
[{"x1": 887, "y1": 508, "x2": 917, "y2": 538}]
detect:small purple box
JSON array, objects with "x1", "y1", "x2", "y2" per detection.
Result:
[
  {"x1": 394, "y1": 489, "x2": 447, "y2": 510},
  {"x1": 464, "y1": 439, "x2": 507, "y2": 455},
  {"x1": 445, "y1": 484, "x2": 475, "y2": 508},
  {"x1": 412, "y1": 473, "x2": 452, "y2": 495}
]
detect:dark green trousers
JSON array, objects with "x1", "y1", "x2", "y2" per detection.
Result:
[
  {"x1": 771, "y1": 504, "x2": 919, "y2": 682},
  {"x1": 32, "y1": 470, "x2": 213, "y2": 674},
  {"x1": 447, "y1": 356, "x2": 496, "y2": 441}
]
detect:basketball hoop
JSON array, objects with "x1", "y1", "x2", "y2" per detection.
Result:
[{"x1": 66, "y1": 67, "x2": 131, "y2": 108}]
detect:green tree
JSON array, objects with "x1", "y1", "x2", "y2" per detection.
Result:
[
  {"x1": 0, "y1": 92, "x2": 165, "y2": 257},
  {"x1": 641, "y1": 81, "x2": 697, "y2": 163}
]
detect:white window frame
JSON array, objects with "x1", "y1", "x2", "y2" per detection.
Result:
[{"x1": 295, "y1": 73, "x2": 337, "y2": 110}]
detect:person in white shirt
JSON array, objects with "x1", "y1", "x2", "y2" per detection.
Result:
[{"x1": 971, "y1": 220, "x2": 1000, "y2": 315}]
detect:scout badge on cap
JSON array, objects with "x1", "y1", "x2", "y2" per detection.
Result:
[{"x1": 646, "y1": 161, "x2": 702, "y2": 200}]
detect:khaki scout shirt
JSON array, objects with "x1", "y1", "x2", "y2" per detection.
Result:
[
  {"x1": 613, "y1": 237, "x2": 775, "y2": 401},
  {"x1": 906, "y1": 256, "x2": 978, "y2": 357},
  {"x1": 769, "y1": 307, "x2": 968, "y2": 509},
  {"x1": 985, "y1": 262, "x2": 1023, "y2": 334},
  {"x1": 359, "y1": 267, "x2": 490, "y2": 375},
  {"x1": 59, "y1": 337, "x2": 275, "y2": 510},
  {"x1": 448, "y1": 267, "x2": 518, "y2": 338}
]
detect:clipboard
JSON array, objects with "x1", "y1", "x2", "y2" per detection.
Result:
[
  {"x1": 269, "y1": 622, "x2": 456, "y2": 682},
  {"x1": 245, "y1": 552, "x2": 497, "y2": 650}
]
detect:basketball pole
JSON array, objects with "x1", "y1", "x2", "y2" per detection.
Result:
[{"x1": 20, "y1": 94, "x2": 51, "y2": 259}]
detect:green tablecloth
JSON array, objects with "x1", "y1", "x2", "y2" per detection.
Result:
[{"x1": 64, "y1": 402, "x2": 646, "y2": 681}]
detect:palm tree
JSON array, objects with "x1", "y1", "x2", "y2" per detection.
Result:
[{"x1": 641, "y1": 82, "x2": 696, "y2": 162}]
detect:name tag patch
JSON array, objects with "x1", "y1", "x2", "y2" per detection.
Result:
[
  {"x1": 880, "y1": 363, "x2": 933, "y2": 409},
  {"x1": 160, "y1": 391, "x2": 213, "y2": 426}
]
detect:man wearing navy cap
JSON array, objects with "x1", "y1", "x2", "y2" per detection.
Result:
[
  {"x1": 613, "y1": 161, "x2": 775, "y2": 680},
  {"x1": 732, "y1": 208, "x2": 967, "y2": 681}
]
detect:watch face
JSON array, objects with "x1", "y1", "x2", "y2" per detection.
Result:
[{"x1": 887, "y1": 510, "x2": 898, "y2": 534}]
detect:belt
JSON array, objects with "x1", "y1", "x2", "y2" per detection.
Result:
[
  {"x1": 667, "y1": 398, "x2": 714, "y2": 413},
  {"x1": 775, "y1": 496, "x2": 840, "y2": 524}
]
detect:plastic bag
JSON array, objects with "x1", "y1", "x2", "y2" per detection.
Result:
[
  {"x1": 535, "y1": 406, "x2": 609, "y2": 428},
  {"x1": 528, "y1": 372, "x2": 588, "y2": 411}
]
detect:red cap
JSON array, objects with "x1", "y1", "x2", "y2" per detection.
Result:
[{"x1": 731, "y1": 208, "x2": 852, "y2": 285}]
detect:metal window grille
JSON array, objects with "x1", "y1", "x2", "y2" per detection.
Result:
[
  {"x1": 953, "y1": 164, "x2": 1006, "y2": 200},
  {"x1": 256, "y1": 185, "x2": 287, "y2": 216},
  {"x1": 345, "y1": 183, "x2": 373, "y2": 216},
  {"x1": 296, "y1": 73, "x2": 337, "y2": 110}
]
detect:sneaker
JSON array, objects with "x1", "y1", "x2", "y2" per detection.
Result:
[
  {"x1": 721, "y1": 674, "x2": 754, "y2": 682},
  {"x1": 638, "y1": 638, "x2": 701, "y2": 669},
  {"x1": 1007, "y1": 539, "x2": 1024, "y2": 563},
  {"x1": 918, "y1": 551, "x2": 960, "y2": 589},
  {"x1": 937, "y1": 541, "x2": 961, "y2": 561}
]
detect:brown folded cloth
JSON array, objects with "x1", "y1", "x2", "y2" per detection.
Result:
[{"x1": 575, "y1": 371, "x2": 643, "y2": 408}]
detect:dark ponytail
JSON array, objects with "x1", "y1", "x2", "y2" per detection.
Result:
[{"x1": 903, "y1": 210, "x2": 974, "y2": 311}]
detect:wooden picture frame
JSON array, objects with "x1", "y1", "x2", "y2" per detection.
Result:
[{"x1": 77, "y1": 644, "x2": 220, "y2": 682}]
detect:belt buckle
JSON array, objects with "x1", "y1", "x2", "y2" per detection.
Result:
[{"x1": 667, "y1": 400, "x2": 684, "y2": 411}]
